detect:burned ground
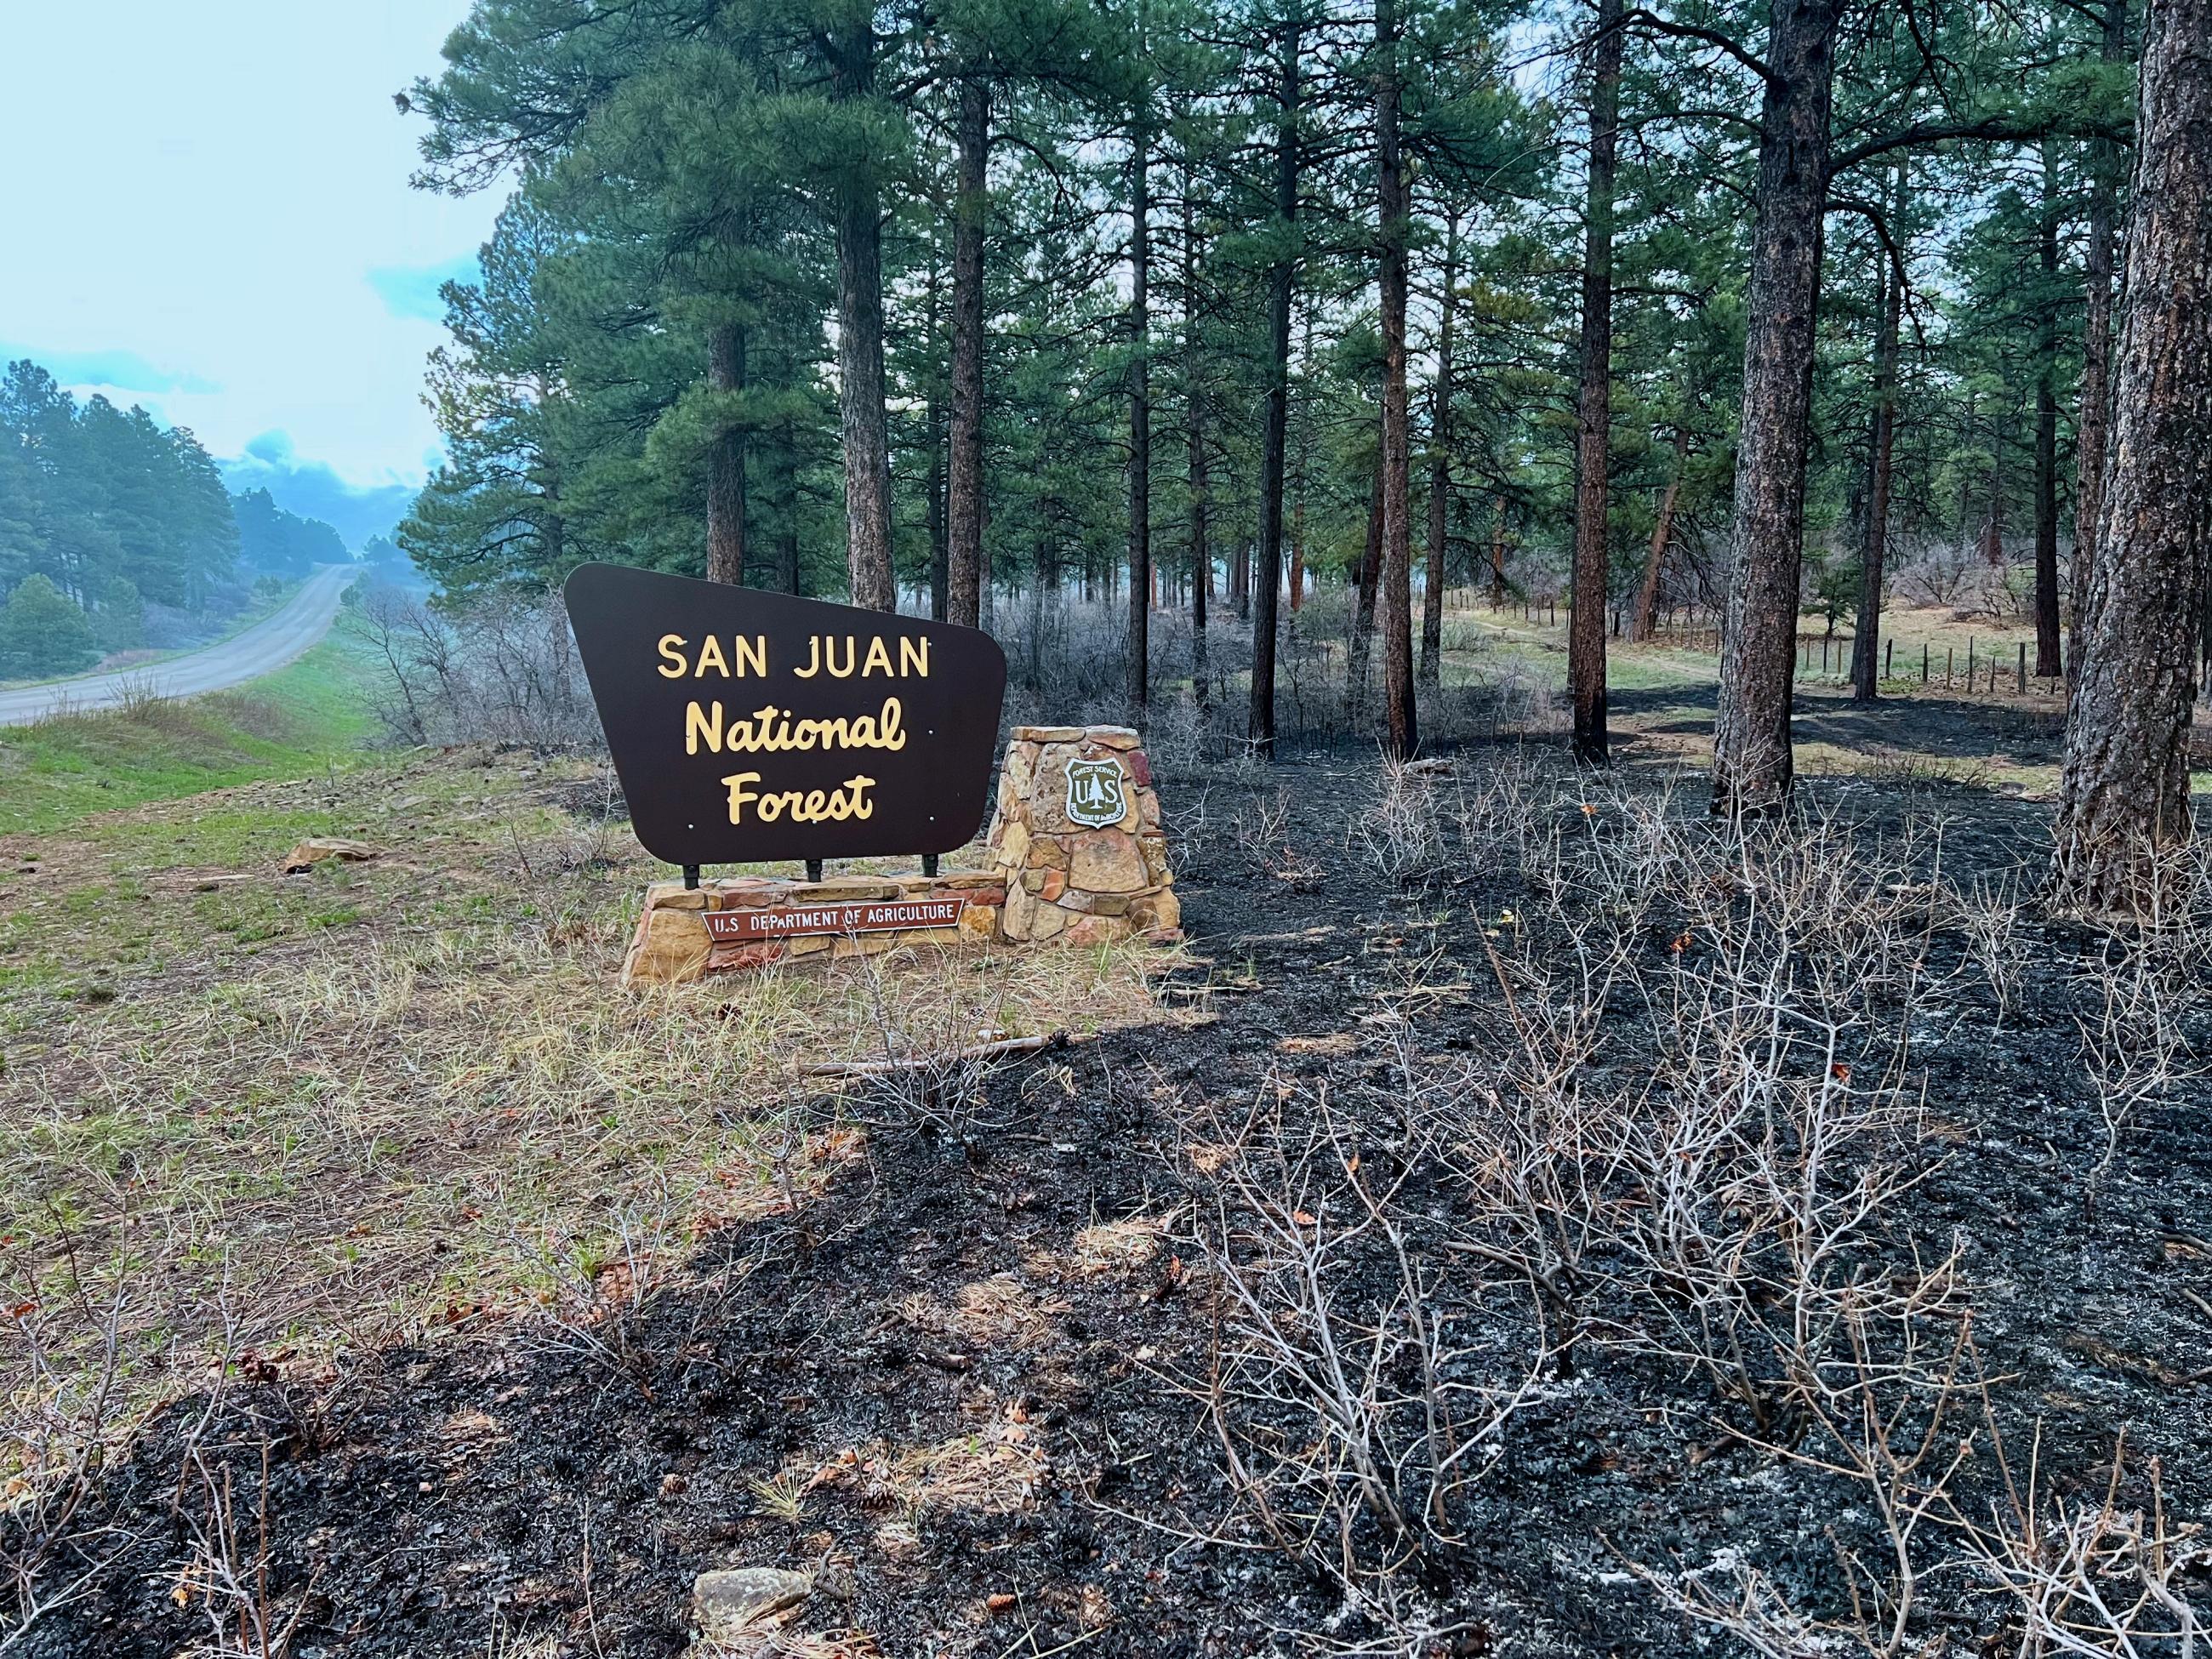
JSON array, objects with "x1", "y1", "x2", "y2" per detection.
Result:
[{"x1": 9, "y1": 748, "x2": 2212, "y2": 1658}]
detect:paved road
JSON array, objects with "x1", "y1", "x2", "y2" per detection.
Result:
[{"x1": 0, "y1": 565, "x2": 359, "y2": 727}]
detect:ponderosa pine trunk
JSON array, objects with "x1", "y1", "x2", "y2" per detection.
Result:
[
  {"x1": 948, "y1": 74, "x2": 989, "y2": 630},
  {"x1": 705, "y1": 322, "x2": 748, "y2": 585},
  {"x1": 1351, "y1": 459, "x2": 1384, "y2": 714},
  {"x1": 1852, "y1": 177, "x2": 1902, "y2": 702},
  {"x1": 1422, "y1": 209, "x2": 1458, "y2": 689},
  {"x1": 1710, "y1": 0, "x2": 1844, "y2": 817},
  {"x1": 1127, "y1": 120, "x2": 1152, "y2": 710},
  {"x1": 1184, "y1": 176, "x2": 1211, "y2": 704},
  {"x1": 2072, "y1": 0, "x2": 2129, "y2": 681},
  {"x1": 780, "y1": 414, "x2": 803, "y2": 596},
  {"x1": 1569, "y1": 0, "x2": 1624, "y2": 766},
  {"x1": 926, "y1": 264, "x2": 948, "y2": 620},
  {"x1": 1630, "y1": 443, "x2": 1682, "y2": 642},
  {"x1": 2051, "y1": 0, "x2": 2212, "y2": 915},
  {"x1": 1490, "y1": 500, "x2": 1507, "y2": 608},
  {"x1": 1981, "y1": 436, "x2": 2005, "y2": 567},
  {"x1": 1249, "y1": 21, "x2": 1300, "y2": 755},
  {"x1": 1289, "y1": 307, "x2": 1313, "y2": 616},
  {"x1": 1376, "y1": 0, "x2": 1417, "y2": 759},
  {"x1": 831, "y1": 25, "x2": 895, "y2": 613},
  {"x1": 2034, "y1": 140, "x2": 2063, "y2": 678}
]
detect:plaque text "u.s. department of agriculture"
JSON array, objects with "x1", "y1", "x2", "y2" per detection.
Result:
[{"x1": 703, "y1": 898, "x2": 966, "y2": 940}]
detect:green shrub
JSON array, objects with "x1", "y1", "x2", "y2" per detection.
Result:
[{"x1": 1, "y1": 574, "x2": 100, "y2": 677}]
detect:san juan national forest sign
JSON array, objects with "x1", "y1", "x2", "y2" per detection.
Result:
[{"x1": 564, "y1": 563, "x2": 1007, "y2": 868}]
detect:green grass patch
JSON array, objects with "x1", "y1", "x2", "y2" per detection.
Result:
[{"x1": 0, "y1": 613, "x2": 382, "y2": 836}]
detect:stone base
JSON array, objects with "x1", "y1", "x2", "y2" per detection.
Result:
[
  {"x1": 984, "y1": 724, "x2": 1180, "y2": 948},
  {"x1": 622, "y1": 871, "x2": 1006, "y2": 989}
]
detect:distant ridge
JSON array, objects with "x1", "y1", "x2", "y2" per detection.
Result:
[{"x1": 218, "y1": 454, "x2": 415, "y2": 554}]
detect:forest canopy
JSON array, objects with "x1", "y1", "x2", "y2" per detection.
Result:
[
  {"x1": 0, "y1": 358, "x2": 356, "y2": 676},
  {"x1": 0, "y1": 360, "x2": 237, "y2": 616},
  {"x1": 397, "y1": 0, "x2": 2133, "y2": 633}
]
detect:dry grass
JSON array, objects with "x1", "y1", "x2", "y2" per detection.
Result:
[
  {"x1": 1063, "y1": 1216, "x2": 1167, "y2": 1276},
  {"x1": 807, "y1": 1410, "x2": 1050, "y2": 1519},
  {"x1": 898, "y1": 1273, "x2": 1066, "y2": 1347},
  {"x1": 0, "y1": 746, "x2": 1172, "y2": 1451}
]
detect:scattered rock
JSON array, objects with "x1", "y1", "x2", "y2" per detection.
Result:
[
  {"x1": 279, "y1": 838, "x2": 381, "y2": 874},
  {"x1": 692, "y1": 1566, "x2": 812, "y2": 1642}
]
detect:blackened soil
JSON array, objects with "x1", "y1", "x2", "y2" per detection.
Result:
[{"x1": 16, "y1": 755, "x2": 2212, "y2": 1658}]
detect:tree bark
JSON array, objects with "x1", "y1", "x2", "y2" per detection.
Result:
[
  {"x1": 1351, "y1": 456, "x2": 1384, "y2": 715},
  {"x1": 1375, "y1": 0, "x2": 1418, "y2": 759},
  {"x1": 1710, "y1": 0, "x2": 1844, "y2": 817},
  {"x1": 1248, "y1": 21, "x2": 1300, "y2": 755},
  {"x1": 926, "y1": 263, "x2": 948, "y2": 620},
  {"x1": 1290, "y1": 306, "x2": 1313, "y2": 615},
  {"x1": 948, "y1": 74, "x2": 989, "y2": 630},
  {"x1": 1422, "y1": 209, "x2": 1458, "y2": 689},
  {"x1": 1632, "y1": 428, "x2": 1686, "y2": 641},
  {"x1": 1981, "y1": 421, "x2": 2004, "y2": 567},
  {"x1": 2033, "y1": 140, "x2": 2063, "y2": 677},
  {"x1": 831, "y1": 25, "x2": 895, "y2": 613},
  {"x1": 780, "y1": 413, "x2": 803, "y2": 596},
  {"x1": 2051, "y1": 0, "x2": 2212, "y2": 915},
  {"x1": 2071, "y1": 0, "x2": 2129, "y2": 681},
  {"x1": 1127, "y1": 117, "x2": 1152, "y2": 710},
  {"x1": 1184, "y1": 172, "x2": 1210, "y2": 704},
  {"x1": 1490, "y1": 499, "x2": 1507, "y2": 608},
  {"x1": 1570, "y1": 0, "x2": 1625, "y2": 766},
  {"x1": 1851, "y1": 166, "x2": 1903, "y2": 702},
  {"x1": 705, "y1": 322, "x2": 748, "y2": 585}
]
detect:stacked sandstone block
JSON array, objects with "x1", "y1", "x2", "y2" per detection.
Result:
[
  {"x1": 985, "y1": 724, "x2": 1180, "y2": 946},
  {"x1": 622, "y1": 870, "x2": 1005, "y2": 988}
]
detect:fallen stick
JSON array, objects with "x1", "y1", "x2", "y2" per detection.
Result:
[{"x1": 800, "y1": 1029, "x2": 1093, "y2": 1079}]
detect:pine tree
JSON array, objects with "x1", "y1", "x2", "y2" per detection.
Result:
[
  {"x1": 2051, "y1": 0, "x2": 2212, "y2": 915},
  {"x1": 1374, "y1": 0, "x2": 1417, "y2": 760},
  {"x1": 1568, "y1": 0, "x2": 1624, "y2": 766}
]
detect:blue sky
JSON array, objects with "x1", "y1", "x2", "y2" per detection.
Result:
[{"x1": 0, "y1": 2, "x2": 500, "y2": 493}]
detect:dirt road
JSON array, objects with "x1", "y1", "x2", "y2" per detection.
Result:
[{"x1": 0, "y1": 564, "x2": 357, "y2": 727}]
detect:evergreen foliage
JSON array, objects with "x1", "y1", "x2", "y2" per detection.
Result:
[
  {"x1": 0, "y1": 359, "x2": 241, "y2": 619},
  {"x1": 395, "y1": 0, "x2": 2169, "y2": 788},
  {"x1": 0, "y1": 573, "x2": 100, "y2": 679},
  {"x1": 233, "y1": 487, "x2": 349, "y2": 577}
]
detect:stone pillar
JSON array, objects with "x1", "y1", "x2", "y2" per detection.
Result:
[{"x1": 985, "y1": 725, "x2": 1180, "y2": 945}]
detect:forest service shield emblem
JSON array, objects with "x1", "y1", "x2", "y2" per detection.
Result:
[{"x1": 1063, "y1": 758, "x2": 1128, "y2": 829}]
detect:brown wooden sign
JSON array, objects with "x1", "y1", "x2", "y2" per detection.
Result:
[
  {"x1": 704, "y1": 898, "x2": 968, "y2": 941},
  {"x1": 562, "y1": 564, "x2": 1006, "y2": 867}
]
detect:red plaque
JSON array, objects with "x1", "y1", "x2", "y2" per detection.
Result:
[{"x1": 704, "y1": 898, "x2": 968, "y2": 941}]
